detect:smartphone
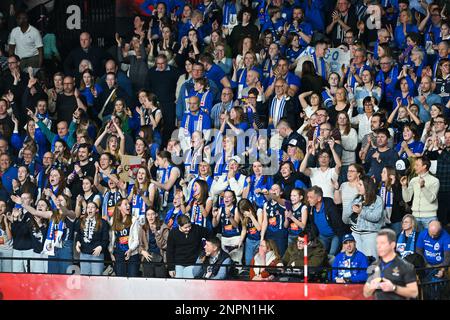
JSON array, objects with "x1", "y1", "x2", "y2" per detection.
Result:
[{"x1": 285, "y1": 200, "x2": 292, "y2": 212}]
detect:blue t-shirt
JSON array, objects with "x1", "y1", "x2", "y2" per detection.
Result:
[
  {"x1": 395, "y1": 140, "x2": 425, "y2": 160},
  {"x1": 206, "y1": 64, "x2": 227, "y2": 92},
  {"x1": 313, "y1": 202, "x2": 334, "y2": 237},
  {"x1": 416, "y1": 229, "x2": 450, "y2": 266}
]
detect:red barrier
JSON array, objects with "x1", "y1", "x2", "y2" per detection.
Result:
[{"x1": 0, "y1": 273, "x2": 371, "y2": 300}]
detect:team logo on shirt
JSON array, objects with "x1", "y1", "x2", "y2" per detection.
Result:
[
  {"x1": 392, "y1": 267, "x2": 400, "y2": 277},
  {"x1": 434, "y1": 243, "x2": 440, "y2": 251}
]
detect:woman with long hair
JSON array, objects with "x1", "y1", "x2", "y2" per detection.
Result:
[
  {"x1": 395, "y1": 124, "x2": 424, "y2": 159},
  {"x1": 232, "y1": 50, "x2": 261, "y2": 100},
  {"x1": 262, "y1": 184, "x2": 289, "y2": 257},
  {"x1": 79, "y1": 69, "x2": 103, "y2": 109},
  {"x1": 42, "y1": 168, "x2": 72, "y2": 209},
  {"x1": 348, "y1": 176, "x2": 384, "y2": 259},
  {"x1": 112, "y1": 100, "x2": 133, "y2": 135},
  {"x1": 336, "y1": 163, "x2": 365, "y2": 228},
  {"x1": 221, "y1": 106, "x2": 249, "y2": 135},
  {"x1": 95, "y1": 167, "x2": 126, "y2": 225},
  {"x1": 354, "y1": 69, "x2": 382, "y2": 114},
  {"x1": 278, "y1": 161, "x2": 307, "y2": 200},
  {"x1": 127, "y1": 166, "x2": 152, "y2": 224},
  {"x1": 12, "y1": 194, "x2": 76, "y2": 274},
  {"x1": 78, "y1": 176, "x2": 102, "y2": 215},
  {"x1": 140, "y1": 207, "x2": 168, "y2": 277},
  {"x1": 379, "y1": 166, "x2": 407, "y2": 235},
  {"x1": 137, "y1": 92, "x2": 163, "y2": 146},
  {"x1": 336, "y1": 111, "x2": 358, "y2": 173},
  {"x1": 284, "y1": 188, "x2": 308, "y2": 246},
  {"x1": 235, "y1": 37, "x2": 260, "y2": 68},
  {"x1": 238, "y1": 198, "x2": 264, "y2": 266},
  {"x1": 420, "y1": 104, "x2": 446, "y2": 144},
  {"x1": 299, "y1": 60, "x2": 327, "y2": 94},
  {"x1": 185, "y1": 179, "x2": 213, "y2": 231},
  {"x1": 394, "y1": 9, "x2": 419, "y2": 50},
  {"x1": 94, "y1": 129, "x2": 125, "y2": 163},
  {"x1": 52, "y1": 139, "x2": 71, "y2": 173},
  {"x1": 150, "y1": 151, "x2": 181, "y2": 213},
  {"x1": 75, "y1": 201, "x2": 109, "y2": 275},
  {"x1": 175, "y1": 58, "x2": 195, "y2": 102},
  {"x1": 321, "y1": 72, "x2": 341, "y2": 109},
  {"x1": 212, "y1": 190, "x2": 242, "y2": 263},
  {"x1": 242, "y1": 161, "x2": 273, "y2": 210},
  {"x1": 329, "y1": 87, "x2": 353, "y2": 125},
  {"x1": 184, "y1": 160, "x2": 213, "y2": 201},
  {"x1": 109, "y1": 198, "x2": 140, "y2": 277},
  {"x1": 285, "y1": 143, "x2": 304, "y2": 173},
  {"x1": 249, "y1": 239, "x2": 283, "y2": 281},
  {"x1": 192, "y1": 77, "x2": 214, "y2": 114},
  {"x1": 393, "y1": 77, "x2": 415, "y2": 107},
  {"x1": 11, "y1": 114, "x2": 47, "y2": 161},
  {"x1": 387, "y1": 97, "x2": 422, "y2": 143}
]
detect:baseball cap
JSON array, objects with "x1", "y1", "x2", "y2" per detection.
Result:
[
  {"x1": 230, "y1": 155, "x2": 241, "y2": 164},
  {"x1": 287, "y1": 138, "x2": 301, "y2": 148},
  {"x1": 396, "y1": 158, "x2": 410, "y2": 176},
  {"x1": 342, "y1": 234, "x2": 355, "y2": 244}
]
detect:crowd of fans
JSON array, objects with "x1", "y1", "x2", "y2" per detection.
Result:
[{"x1": 0, "y1": 0, "x2": 448, "y2": 291}]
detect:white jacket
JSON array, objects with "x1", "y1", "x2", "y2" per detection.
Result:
[{"x1": 109, "y1": 216, "x2": 141, "y2": 256}]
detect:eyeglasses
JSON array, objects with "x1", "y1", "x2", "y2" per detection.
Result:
[{"x1": 434, "y1": 120, "x2": 445, "y2": 124}]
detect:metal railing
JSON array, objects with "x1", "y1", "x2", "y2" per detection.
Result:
[{"x1": 0, "y1": 256, "x2": 448, "y2": 299}]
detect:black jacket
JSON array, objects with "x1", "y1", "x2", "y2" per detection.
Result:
[
  {"x1": 166, "y1": 224, "x2": 211, "y2": 271},
  {"x1": 75, "y1": 218, "x2": 110, "y2": 255},
  {"x1": 11, "y1": 211, "x2": 33, "y2": 250},
  {"x1": 264, "y1": 95, "x2": 301, "y2": 130},
  {"x1": 307, "y1": 197, "x2": 348, "y2": 237},
  {"x1": 196, "y1": 250, "x2": 231, "y2": 279}
]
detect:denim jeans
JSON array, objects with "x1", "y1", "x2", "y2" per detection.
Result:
[
  {"x1": 318, "y1": 234, "x2": 341, "y2": 257},
  {"x1": 416, "y1": 216, "x2": 437, "y2": 233},
  {"x1": 114, "y1": 251, "x2": 140, "y2": 277},
  {"x1": 80, "y1": 252, "x2": 104, "y2": 275},
  {"x1": 30, "y1": 252, "x2": 48, "y2": 273},
  {"x1": 353, "y1": 232, "x2": 378, "y2": 260},
  {"x1": 175, "y1": 265, "x2": 195, "y2": 279},
  {"x1": 48, "y1": 240, "x2": 74, "y2": 274},
  {"x1": 244, "y1": 238, "x2": 260, "y2": 266},
  {"x1": 0, "y1": 247, "x2": 12, "y2": 272},
  {"x1": 12, "y1": 249, "x2": 35, "y2": 273}
]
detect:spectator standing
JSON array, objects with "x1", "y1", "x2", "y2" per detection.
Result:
[
  {"x1": 8, "y1": 11, "x2": 43, "y2": 70},
  {"x1": 401, "y1": 156, "x2": 440, "y2": 231},
  {"x1": 306, "y1": 186, "x2": 347, "y2": 257},
  {"x1": 166, "y1": 215, "x2": 210, "y2": 279},
  {"x1": 63, "y1": 32, "x2": 110, "y2": 78},
  {"x1": 348, "y1": 176, "x2": 385, "y2": 259}
]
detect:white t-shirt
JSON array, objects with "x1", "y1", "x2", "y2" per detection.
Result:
[
  {"x1": 310, "y1": 167, "x2": 338, "y2": 198},
  {"x1": 9, "y1": 25, "x2": 43, "y2": 59}
]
